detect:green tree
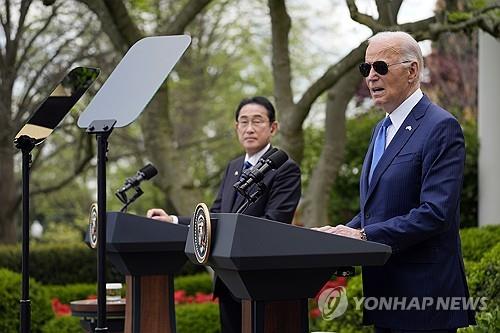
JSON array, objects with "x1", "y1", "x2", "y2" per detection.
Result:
[{"x1": 0, "y1": 0, "x2": 105, "y2": 242}]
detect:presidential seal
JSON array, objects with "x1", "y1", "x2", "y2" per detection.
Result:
[
  {"x1": 192, "y1": 203, "x2": 212, "y2": 264},
  {"x1": 88, "y1": 202, "x2": 98, "y2": 249}
]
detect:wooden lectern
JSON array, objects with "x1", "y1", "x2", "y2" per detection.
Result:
[{"x1": 106, "y1": 212, "x2": 188, "y2": 333}]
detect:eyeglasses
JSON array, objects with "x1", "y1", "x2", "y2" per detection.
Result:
[
  {"x1": 359, "y1": 60, "x2": 411, "y2": 77},
  {"x1": 237, "y1": 118, "x2": 270, "y2": 129}
]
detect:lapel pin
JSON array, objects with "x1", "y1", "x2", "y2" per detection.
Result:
[
  {"x1": 234, "y1": 171, "x2": 239, "y2": 176},
  {"x1": 405, "y1": 126, "x2": 412, "y2": 131}
]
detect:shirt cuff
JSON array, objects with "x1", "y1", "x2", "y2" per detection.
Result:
[{"x1": 171, "y1": 215, "x2": 179, "y2": 224}]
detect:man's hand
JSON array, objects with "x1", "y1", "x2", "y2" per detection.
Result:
[
  {"x1": 146, "y1": 208, "x2": 174, "y2": 223},
  {"x1": 312, "y1": 224, "x2": 362, "y2": 240}
]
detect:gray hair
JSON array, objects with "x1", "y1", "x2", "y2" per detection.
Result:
[{"x1": 369, "y1": 31, "x2": 424, "y2": 81}]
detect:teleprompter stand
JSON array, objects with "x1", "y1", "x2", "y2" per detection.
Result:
[
  {"x1": 14, "y1": 136, "x2": 36, "y2": 333},
  {"x1": 86, "y1": 120, "x2": 117, "y2": 332},
  {"x1": 78, "y1": 35, "x2": 191, "y2": 333},
  {"x1": 13, "y1": 67, "x2": 99, "y2": 333}
]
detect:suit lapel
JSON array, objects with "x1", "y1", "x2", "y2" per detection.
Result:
[
  {"x1": 360, "y1": 123, "x2": 379, "y2": 203},
  {"x1": 364, "y1": 95, "x2": 431, "y2": 205},
  {"x1": 223, "y1": 157, "x2": 244, "y2": 213}
]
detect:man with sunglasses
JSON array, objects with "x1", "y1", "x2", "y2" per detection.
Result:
[
  {"x1": 147, "y1": 96, "x2": 301, "y2": 333},
  {"x1": 316, "y1": 31, "x2": 474, "y2": 332}
]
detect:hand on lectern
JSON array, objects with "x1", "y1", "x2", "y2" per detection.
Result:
[
  {"x1": 146, "y1": 208, "x2": 175, "y2": 223},
  {"x1": 312, "y1": 225, "x2": 363, "y2": 240}
]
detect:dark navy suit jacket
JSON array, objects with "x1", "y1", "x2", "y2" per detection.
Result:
[
  {"x1": 347, "y1": 95, "x2": 475, "y2": 330},
  {"x1": 178, "y1": 149, "x2": 301, "y2": 225},
  {"x1": 178, "y1": 148, "x2": 301, "y2": 298}
]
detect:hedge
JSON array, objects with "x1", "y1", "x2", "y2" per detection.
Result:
[
  {"x1": 0, "y1": 269, "x2": 53, "y2": 333},
  {"x1": 175, "y1": 272, "x2": 213, "y2": 295},
  {"x1": 310, "y1": 275, "x2": 373, "y2": 333},
  {"x1": 0, "y1": 242, "x2": 204, "y2": 285},
  {"x1": 460, "y1": 225, "x2": 500, "y2": 262},
  {"x1": 176, "y1": 303, "x2": 220, "y2": 333},
  {"x1": 0, "y1": 242, "x2": 122, "y2": 284},
  {"x1": 44, "y1": 283, "x2": 97, "y2": 304},
  {"x1": 41, "y1": 316, "x2": 81, "y2": 333}
]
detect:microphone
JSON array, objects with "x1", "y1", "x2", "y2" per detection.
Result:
[
  {"x1": 118, "y1": 163, "x2": 158, "y2": 194},
  {"x1": 234, "y1": 149, "x2": 288, "y2": 194},
  {"x1": 236, "y1": 147, "x2": 278, "y2": 186}
]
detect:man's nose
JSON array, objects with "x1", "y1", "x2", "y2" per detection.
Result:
[
  {"x1": 367, "y1": 67, "x2": 379, "y2": 80},
  {"x1": 245, "y1": 125, "x2": 256, "y2": 133}
]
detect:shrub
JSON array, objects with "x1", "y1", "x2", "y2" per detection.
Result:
[
  {"x1": 466, "y1": 242, "x2": 500, "y2": 308},
  {"x1": 41, "y1": 316, "x2": 81, "y2": 333},
  {"x1": 0, "y1": 269, "x2": 53, "y2": 333},
  {"x1": 460, "y1": 225, "x2": 500, "y2": 262},
  {"x1": 0, "y1": 242, "x2": 122, "y2": 284},
  {"x1": 310, "y1": 274, "x2": 373, "y2": 333},
  {"x1": 176, "y1": 302, "x2": 220, "y2": 333},
  {"x1": 175, "y1": 272, "x2": 212, "y2": 295},
  {"x1": 44, "y1": 283, "x2": 97, "y2": 304},
  {"x1": 460, "y1": 242, "x2": 500, "y2": 332},
  {"x1": 0, "y1": 242, "x2": 203, "y2": 285}
]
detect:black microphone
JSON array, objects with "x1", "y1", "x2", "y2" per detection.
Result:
[
  {"x1": 234, "y1": 149, "x2": 288, "y2": 193},
  {"x1": 235, "y1": 147, "x2": 278, "y2": 187},
  {"x1": 118, "y1": 163, "x2": 158, "y2": 194}
]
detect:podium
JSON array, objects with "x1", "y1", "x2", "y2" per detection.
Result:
[
  {"x1": 185, "y1": 213, "x2": 392, "y2": 333},
  {"x1": 105, "y1": 212, "x2": 189, "y2": 333}
]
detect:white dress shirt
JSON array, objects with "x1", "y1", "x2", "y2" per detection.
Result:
[{"x1": 385, "y1": 88, "x2": 423, "y2": 148}]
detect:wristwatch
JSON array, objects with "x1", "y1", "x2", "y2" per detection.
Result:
[{"x1": 360, "y1": 228, "x2": 367, "y2": 241}]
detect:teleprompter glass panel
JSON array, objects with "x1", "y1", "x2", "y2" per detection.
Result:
[{"x1": 15, "y1": 67, "x2": 100, "y2": 145}]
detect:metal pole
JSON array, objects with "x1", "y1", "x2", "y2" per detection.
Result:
[
  {"x1": 20, "y1": 149, "x2": 31, "y2": 333},
  {"x1": 95, "y1": 133, "x2": 108, "y2": 332}
]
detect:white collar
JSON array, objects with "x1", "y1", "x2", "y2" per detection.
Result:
[
  {"x1": 245, "y1": 143, "x2": 271, "y2": 166},
  {"x1": 387, "y1": 88, "x2": 423, "y2": 131}
]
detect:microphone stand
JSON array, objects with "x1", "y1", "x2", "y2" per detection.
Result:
[
  {"x1": 236, "y1": 181, "x2": 267, "y2": 214},
  {"x1": 15, "y1": 135, "x2": 37, "y2": 333},
  {"x1": 116, "y1": 186, "x2": 144, "y2": 213}
]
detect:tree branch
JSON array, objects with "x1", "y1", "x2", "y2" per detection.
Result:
[
  {"x1": 294, "y1": 40, "x2": 367, "y2": 128},
  {"x1": 346, "y1": 0, "x2": 384, "y2": 32},
  {"x1": 15, "y1": 2, "x2": 61, "y2": 73},
  {"x1": 77, "y1": 0, "x2": 139, "y2": 53},
  {"x1": 269, "y1": 0, "x2": 294, "y2": 113},
  {"x1": 162, "y1": 0, "x2": 213, "y2": 35}
]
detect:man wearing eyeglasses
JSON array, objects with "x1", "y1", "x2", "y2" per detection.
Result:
[
  {"x1": 148, "y1": 96, "x2": 301, "y2": 333},
  {"x1": 315, "y1": 31, "x2": 474, "y2": 332}
]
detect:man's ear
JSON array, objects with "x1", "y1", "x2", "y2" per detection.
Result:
[
  {"x1": 270, "y1": 121, "x2": 279, "y2": 135},
  {"x1": 408, "y1": 61, "x2": 419, "y2": 83}
]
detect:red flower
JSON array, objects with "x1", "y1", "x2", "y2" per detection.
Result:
[
  {"x1": 309, "y1": 307, "x2": 321, "y2": 319},
  {"x1": 174, "y1": 290, "x2": 218, "y2": 304},
  {"x1": 51, "y1": 298, "x2": 71, "y2": 317},
  {"x1": 314, "y1": 277, "x2": 348, "y2": 301}
]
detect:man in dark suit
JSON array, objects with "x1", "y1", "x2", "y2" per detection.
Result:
[
  {"x1": 147, "y1": 96, "x2": 301, "y2": 333},
  {"x1": 316, "y1": 32, "x2": 475, "y2": 332}
]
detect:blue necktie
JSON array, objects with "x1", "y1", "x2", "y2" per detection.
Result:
[
  {"x1": 243, "y1": 161, "x2": 252, "y2": 171},
  {"x1": 369, "y1": 116, "x2": 392, "y2": 184}
]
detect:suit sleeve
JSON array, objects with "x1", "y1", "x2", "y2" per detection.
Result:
[
  {"x1": 261, "y1": 160, "x2": 301, "y2": 224},
  {"x1": 364, "y1": 117, "x2": 465, "y2": 252},
  {"x1": 210, "y1": 163, "x2": 231, "y2": 214},
  {"x1": 346, "y1": 212, "x2": 362, "y2": 229}
]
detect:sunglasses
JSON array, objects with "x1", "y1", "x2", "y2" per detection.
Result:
[{"x1": 359, "y1": 60, "x2": 411, "y2": 77}]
